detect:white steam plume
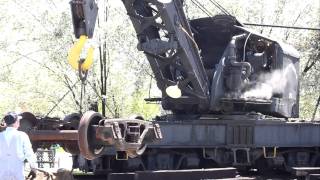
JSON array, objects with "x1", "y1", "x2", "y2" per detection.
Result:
[{"x1": 242, "y1": 63, "x2": 297, "y2": 99}]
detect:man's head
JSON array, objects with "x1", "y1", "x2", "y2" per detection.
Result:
[{"x1": 3, "y1": 112, "x2": 21, "y2": 128}]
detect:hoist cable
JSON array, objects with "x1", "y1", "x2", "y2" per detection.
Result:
[
  {"x1": 46, "y1": 80, "x2": 80, "y2": 116},
  {"x1": 189, "y1": 0, "x2": 320, "y2": 31},
  {"x1": 208, "y1": 0, "x2": 231, "y2": 15},
  {"x1": 79, "y1": 80, "x2": 86, "y2": 114},
  {"x1": 190, "y1": 0, "x2": 214, "y2": 17},
  {"x1": 243, "y1": 23, "x2": 320, "y2": 31}
]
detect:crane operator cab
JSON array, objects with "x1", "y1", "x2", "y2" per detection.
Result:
[{"x1": 191, "y1": 15, "x2": 299, "y2": 118}]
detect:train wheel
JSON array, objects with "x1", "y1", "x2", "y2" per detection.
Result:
[
  {"x1": 18, "y1": 112, "x2": 41, "y2": 150},
  {"x1": 255, "y1": 156, "x2": 272, "y2": 174},
  {"x1": 63, "y1": 141, "x2": 80, "y2": 155},
  {"x1": 18, "y1": 112, "x2": 38, "y2": 132},
  {"x1": 78, "y1": 111, "x2": 105, "y2": 160},
  {"x1": 61, "y1": 113, "x2": 81, "y2": 154},
  {"x1": 62, "y1": 113, "x2": 81, "y2": 130}
]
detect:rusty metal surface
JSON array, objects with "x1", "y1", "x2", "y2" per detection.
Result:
[
  {"x1": 96, "y1": 117, "x2": 162, "y2": 158},
  {"x1": 28, "y1": 130, "x2": 78, "y2": 141},
  {"x1": 77, "y1": 111, "x2": 162, "y2": 160},
  {"x1": 78, "y1": 111, "x2": 105, "y2": 160}
]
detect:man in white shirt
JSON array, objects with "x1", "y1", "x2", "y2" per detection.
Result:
[{"x1": 0, "y1": 112, "x2": 37, "y2": 180}]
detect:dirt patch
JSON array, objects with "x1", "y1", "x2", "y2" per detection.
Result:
[{"x1": 26, "y1": 168, "x2": 74, "y2": 180}]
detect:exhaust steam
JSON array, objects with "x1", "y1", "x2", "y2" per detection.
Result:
[{"x1": 241, "y1": 64, "x2": 297, "y2": 100}]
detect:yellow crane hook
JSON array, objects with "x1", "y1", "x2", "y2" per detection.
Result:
[{"x1": 68, "y1": 35, "x2": 94, "y2": 71}]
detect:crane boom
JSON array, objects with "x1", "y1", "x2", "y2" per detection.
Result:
[{"x1": 121, "y1": 0, "x2": 210, "y2": 112}]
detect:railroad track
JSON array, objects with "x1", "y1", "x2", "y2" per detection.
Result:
[
  {"x1": 72, "y1": 168, "x2": 320, "y2": 180},
  {"x1": 73, "y1": 174, "x2": 108, "y2": 180}
]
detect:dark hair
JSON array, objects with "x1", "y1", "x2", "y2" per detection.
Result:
[{"x1": 3, "y1": 112, "x2": 19, "y2": 125}]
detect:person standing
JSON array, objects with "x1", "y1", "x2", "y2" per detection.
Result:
[{"x1": 0, "y1": 112, "x2": 37, "y2": 180}]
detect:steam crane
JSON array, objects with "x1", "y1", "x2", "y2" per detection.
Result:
[
  {"x1": 11, "y1": 0, "x2": 320, "y2": 177},
  {"x1": 117, "y1": 0, "x2": 300, "y2": 118},
  {"x1": 71, "y1": 0, "x2": 299, "y2": 117}
]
